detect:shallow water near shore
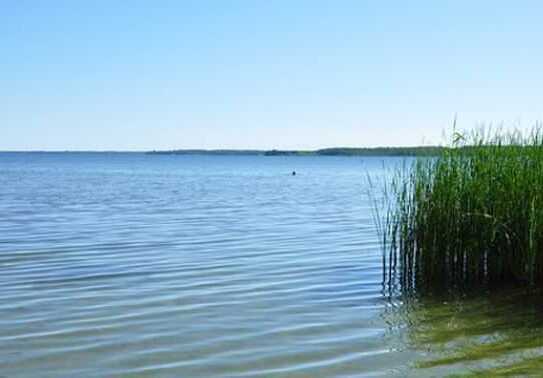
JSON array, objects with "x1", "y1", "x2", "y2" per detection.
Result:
[{"x1": 2, "y1": 153, "x2": 543, "y2": 377}]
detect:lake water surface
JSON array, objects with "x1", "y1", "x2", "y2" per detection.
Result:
[{"x1": 2, "y1": 153, "x2": 543, "y2": 377}]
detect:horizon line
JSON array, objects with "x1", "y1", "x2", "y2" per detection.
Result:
[{"x1": 0, "y1": 145, "x2": 442, "y2": 153}]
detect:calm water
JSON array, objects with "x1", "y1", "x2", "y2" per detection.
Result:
[{"x1": 2, "y1": 153, "x2": 543, "y2": 377}]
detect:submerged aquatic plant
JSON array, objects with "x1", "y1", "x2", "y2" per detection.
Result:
[
  {"x1": 385, "y1": 126, "x2": 543, "y2": 292},
  {"x1": 398, "y1": 287, "x2": 543, "y2": 376}
]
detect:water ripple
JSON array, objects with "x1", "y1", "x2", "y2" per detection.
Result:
[{"x1": 0, "y1": 154, "x2": 413, "y2": 377}]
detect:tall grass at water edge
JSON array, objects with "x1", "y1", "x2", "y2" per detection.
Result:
[{"x1": 383, "y1": 127, "x2": 543, "y2": 292}]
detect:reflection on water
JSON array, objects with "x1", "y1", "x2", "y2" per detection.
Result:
[
  {"x1": 2, "y1": 152, "x2": 543, "y2": 377},
  {"x1": 385, "y1": 286, "x2": 543, "y2": 376},
  {"x1": 0, "y1": 153, "x2": 417, "y2": 378}
]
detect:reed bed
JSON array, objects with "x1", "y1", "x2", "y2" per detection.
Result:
[{"x1": 386, "y1": 127, "x2": 543, "y2": 292}]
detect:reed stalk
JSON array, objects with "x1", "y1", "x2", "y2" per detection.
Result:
[{"x1": 386, "y1": 126, "x2": 543, "y2": 292}]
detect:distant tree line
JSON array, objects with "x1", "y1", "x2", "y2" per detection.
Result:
[{"x1": 148, "y1": 146, "x2": 445, "y2": 156}]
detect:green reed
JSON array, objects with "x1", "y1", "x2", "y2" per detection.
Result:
[{"x1": 386, "y1": 127, "x2": 543, "y2": 291}]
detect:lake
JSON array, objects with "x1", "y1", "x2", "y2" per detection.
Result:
[{"x1": 2, "y1": 153, "x2": 543, "y2": 377}]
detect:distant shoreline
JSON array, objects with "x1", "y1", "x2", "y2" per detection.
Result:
[
  {"x1": 0, "y1": 147, "x2": 444, "y2": 156},
  {"x1": 146, "y1": 147, "x2": 443, "y2": 156}
]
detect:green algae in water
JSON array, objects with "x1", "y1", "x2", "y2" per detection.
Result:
[
  {"x1": 392, "y1": 287, "x2": 543, "y2": 376},
  {"x1": 461, "y1": 355, "x2": 543, "y2": 377}
]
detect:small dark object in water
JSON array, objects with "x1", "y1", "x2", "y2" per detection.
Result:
[{"x1": 292, "y1": 171, "x2": 296, "y2": 176}]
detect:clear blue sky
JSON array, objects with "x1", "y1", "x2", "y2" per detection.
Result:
[{"x1": 2, "y1": 1, "x2": 542, "y2": 150}]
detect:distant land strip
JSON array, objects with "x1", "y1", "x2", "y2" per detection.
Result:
[{"x1": 147, "y1": 147, "x2": 444, "y2": 156}]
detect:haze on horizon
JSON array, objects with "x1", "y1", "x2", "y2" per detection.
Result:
[{"x1": 2, "y1": 1, "x2": 542, "y2": 151}]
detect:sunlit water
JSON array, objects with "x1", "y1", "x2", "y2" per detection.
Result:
[{"x1": 2, "y1": 153, "x2": 543, "y2": 377}]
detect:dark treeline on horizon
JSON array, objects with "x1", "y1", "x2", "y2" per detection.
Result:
[
  {"x1": 147, "y1": 146, "x2": 445, "y2": 156},
  {"x1": 4, "y1": 146, "x2": 524, "y2": 156}
]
